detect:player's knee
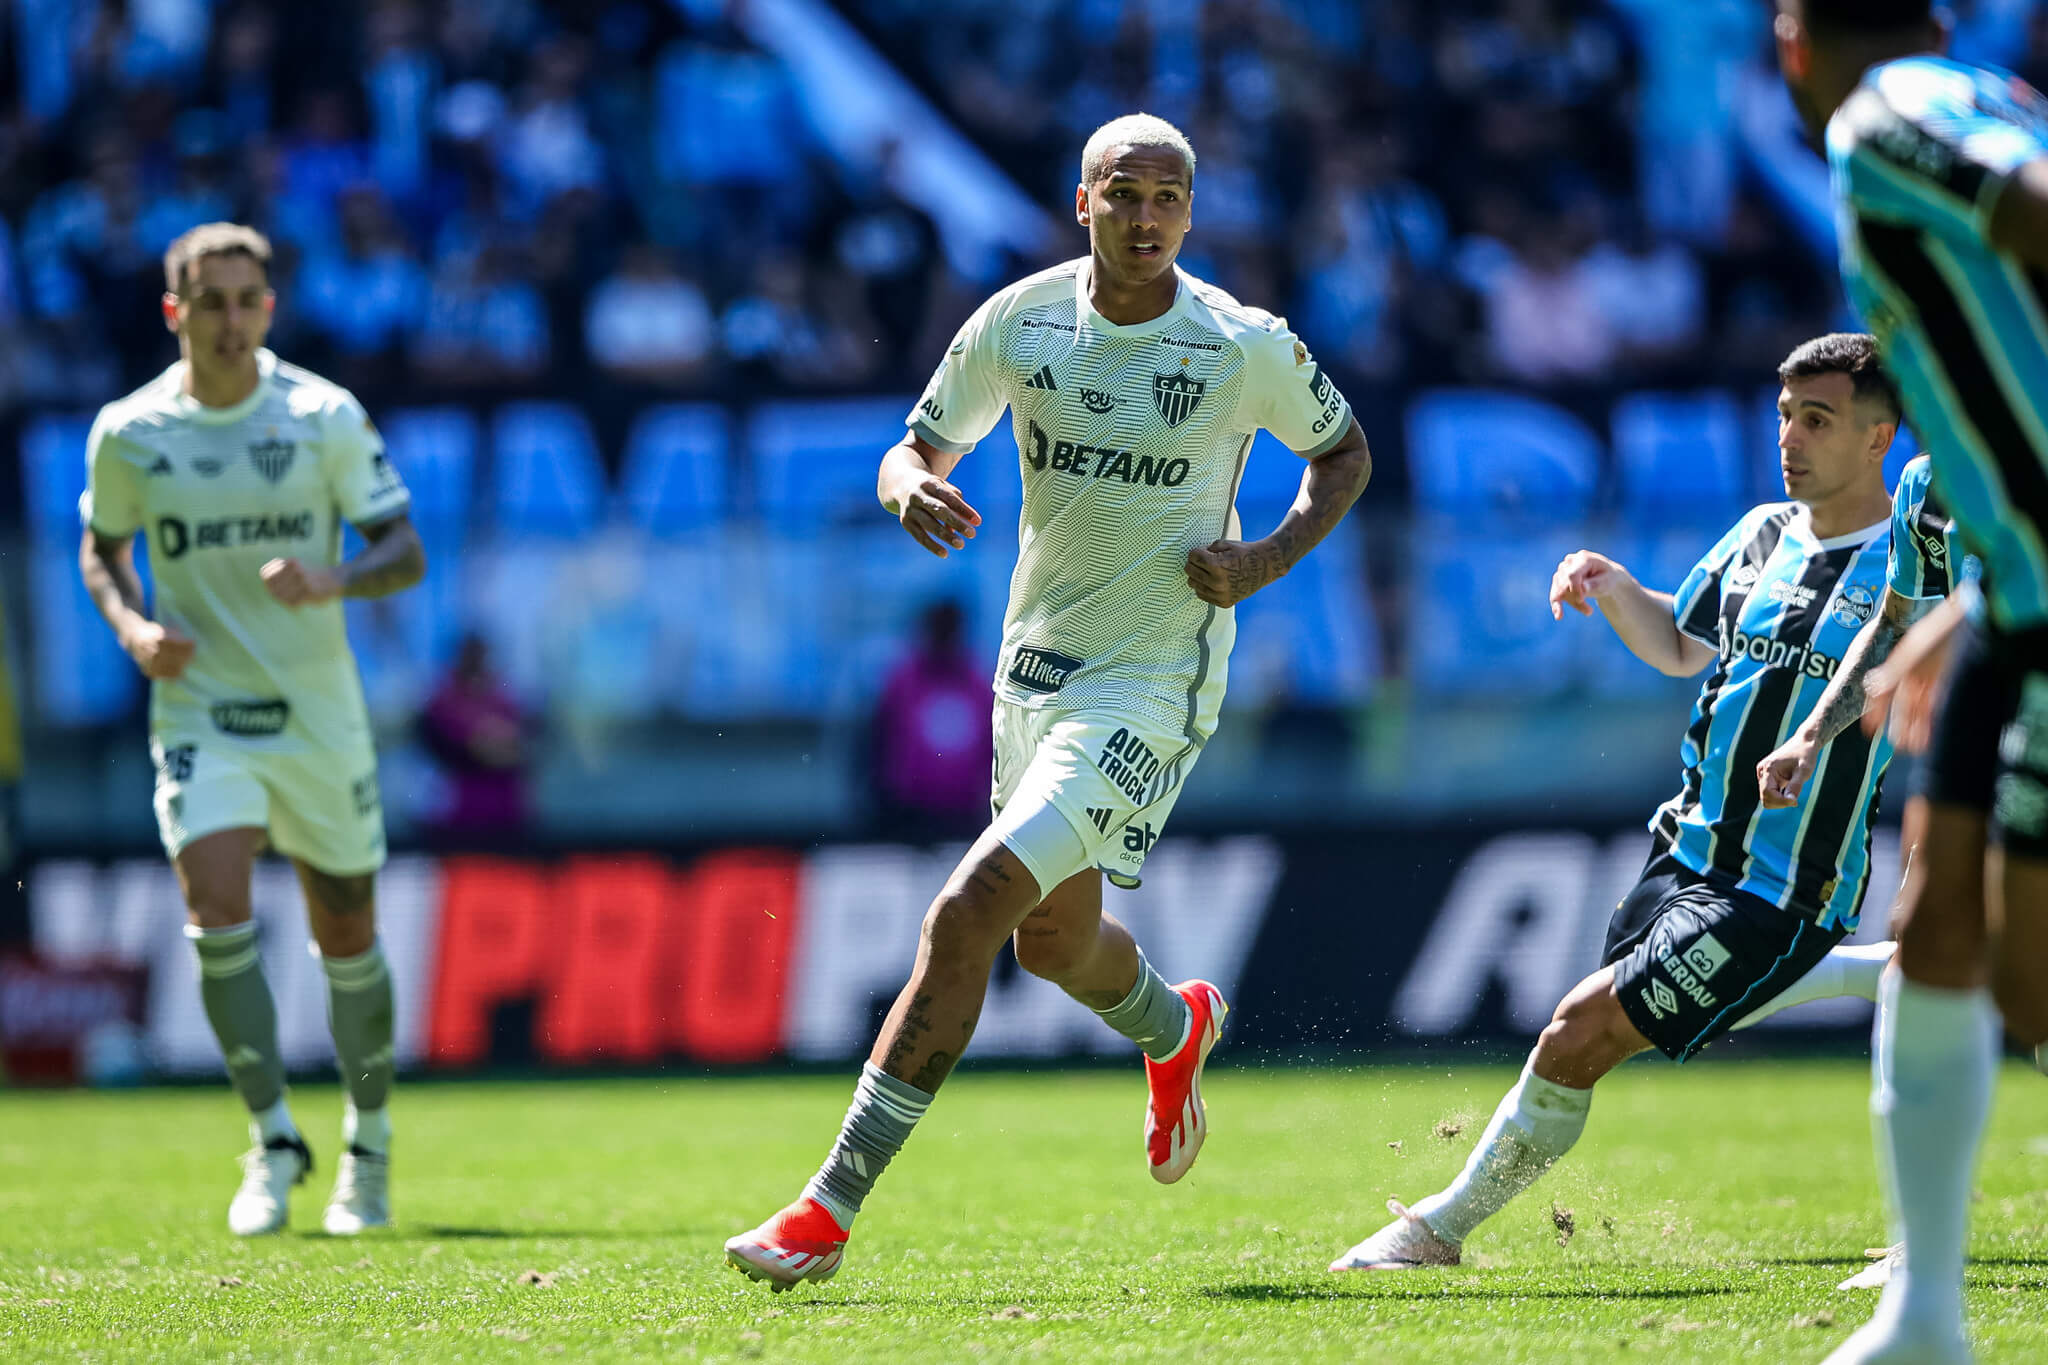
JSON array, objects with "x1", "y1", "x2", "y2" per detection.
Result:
[
  {"x1": 1537, "y1": 989, "x2": 1634, "y2": 1076},
  {"x1": 181, "y1": 879, "x2": 253, "y2": 930},
  {"x1": 918, "y1": 891, "x2": 1011, "y2": 972},
  {"x1": 1011, "y1": 924, "x2": 1086, "y2": 983},
  {"x1": 1991, "y1": 960, "x2": 2048, "y2": 1048},
  {"x1": 1894, "y1": 890, "x2": 1987, "y2": 983}
]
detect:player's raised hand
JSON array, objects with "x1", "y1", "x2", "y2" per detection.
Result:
[
  {"x1": 1550, "y1": 551, "x2": 1626, "y2": 620},
  {"x1": 1757, "y1": 735, "x2": 1819, "y2": 809},
  {"x1": 893, "y1": 474, "x2": 981, "y2": 559},
  {"x1": 1864, "y1": 594, "x2": 1967, "y2": 753},
  {"x1": 1185, "y1": 539, "x2": 1283, "y2": 608},
  {"x1": 122, "y1": 619, "x2": 195, "y2": 680},
  {"x1": 260, "y1": 557, "x2": 344, "y2": 607}
]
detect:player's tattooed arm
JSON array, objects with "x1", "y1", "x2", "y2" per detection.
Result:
[
  {"x1": 1758, "y1": 588, "x2": 1929, "y2": 808},
  {"x1": 338, "y1": 513, "x2": 427, "y2": 598},
  {"x1": 1805, "y1": 588, "x2": 1929, "y2": 746},
  {"x1": 1185, "y1": 418, "x2": 1371, "y2": 608},
  {"x1": 260, "y1": 513, "x2": 426, "y2": 606},
  {"x1": 79, "y1": 528, "x2": 194, "y2": 680}
]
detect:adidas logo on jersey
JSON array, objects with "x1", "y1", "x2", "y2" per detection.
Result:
[
  {"x1": 1084, "y1": 806, "x2": 1117, "y2": 834},
  {"x1": 1026, "y1": 365, "x2": 1058, "y2": 391},
  {"x1": 146, "y1": 455, "x2": 174, "y2": 477}
]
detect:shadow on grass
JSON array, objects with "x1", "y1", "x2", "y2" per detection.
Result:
[
  {"x1": 1756, "y1": 1254, "x2": 2048, "y2": 1271},
  {"x1": 316, "y1": 1225, "x2": 658, "y2": 1241},
  {"x1": 1206, "y1": 1282, "x2": 1739, "y2": 1304}
]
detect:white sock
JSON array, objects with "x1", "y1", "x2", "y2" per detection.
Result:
[
  {"x1": 250, "y1": 1097, "x2": 298, "y2": 1146},
  {"x1": 1409, "y1": 1060, "x2": 1592, "y2": 1244},
  {"x1": 1867, "y1": 973, "x2": 1998, "y2": 1345},
  {"x1": 1732, "y1": 941, "x2": 1893, "y2": 1030},
  {"x1": 345, "y1": 1103, "x2": 392, "y2": 1156}
]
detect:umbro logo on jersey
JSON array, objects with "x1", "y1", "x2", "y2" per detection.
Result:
[
  {"x1": 1152, "y1": 371, "x2": 1205, "y2": 427},
  {"x1": 1728, "y1": 562, "x2": 1762, "y2": 591},
  {"x1": 248, "y1": 437, "x2": 296, "y2": 484},
  {"x1": 146, "y1": 456, "x2": 174, "y2": 477},
  {"x1": 1080, "y1": 389, "x2": 1115, "y2": 414},
  {"x1": 1026, "y1": 365, "x2": 1058, "y2": 391},
  {"x1": 1084, "y1": 806, "x2": 1117, "y2": 835}
]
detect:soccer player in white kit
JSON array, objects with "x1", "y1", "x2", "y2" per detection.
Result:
[
  {"x1": 726, "y1": 115, "x2": 1374, "y2": 1290},
  {"x1": 77, "y1": 224, "x2": 424, "y2": 1236}
]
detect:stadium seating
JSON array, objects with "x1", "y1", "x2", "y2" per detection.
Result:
[
  {"x1": 748, "y1": 396, "x2": 920, "y2": 527},
  {"x1": 20, "y1": 412, "x2": 140, "y2": 723},
  {"x1": 1406, "y1": 390, "x2": 1604, "y2": 520},
  {"x1": 1611, "y1": 391, "x2": 1747, "y2": 522},
  {"x1": 617, "y1": 404, "x2": 733, "y2": 535},
  {"x1": 489, "y1": 402, "x2": 608, "y2": 539}
]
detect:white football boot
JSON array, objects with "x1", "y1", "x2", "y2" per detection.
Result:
[
  {"x1": 1329, "y1": 1199, "x2": 1463, "y2": 1271},
  {"x1": 323, "y1": 1146, "x2": 391, "y2": 1235},
  {"x1": 1840, "y1": 1244, "x2": 1903, "y2": 1291},
  {"x1": 228, "y1": 1133, "x2": 312, "y2": 1236}
]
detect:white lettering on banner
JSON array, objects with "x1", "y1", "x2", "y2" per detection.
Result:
[
  {"x1": 28, "y1": 857, "x2": 439, "y2": 1074},
  {"x1": 1390, "y1": 830, "x2": 1901, "y2": 1036},
  {"x1": 1392, "y1": 833, "x2": 1604, "y2": 1035},
  {"x1": 785, "y1": 839, "x2": 1281, "y2": 1062}
]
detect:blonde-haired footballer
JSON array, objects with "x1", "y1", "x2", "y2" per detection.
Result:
[
  {"x1": 725, "y1": 114, "x2": 1373, "y2": 1290},
  {"x1": 78, "y1": 222, "x2": 424, "y2": 1236}
]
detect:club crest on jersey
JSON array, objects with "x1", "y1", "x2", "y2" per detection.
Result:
[
  {"x1": 248, "y1": 436, "x2": 296, "y2": 484},
  {"x1": 1832, "y1": 584, "x2": 1878, "y2": 629},
  {"x1": 1152, "y1": 371, "x2": 1205, "y2": 427}
]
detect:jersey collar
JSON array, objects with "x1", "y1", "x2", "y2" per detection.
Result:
[
  {"x1": 168, "y1": 348, "x2": 277, "y2": 425},
  {"x1": 1074, "y1": 259, "x2": 1190, "y2": 337},
  {"x1": 1788, "y1": 503, "x2": 1890, "y2": 551}
]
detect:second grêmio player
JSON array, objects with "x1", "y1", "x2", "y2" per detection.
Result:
[
  {"x1": 724, "y1": 113, "x2": 1372, "y2": 1291},
  {"x1": 1331, "y1": 333, "x2": 1914, "y2": 1273}
]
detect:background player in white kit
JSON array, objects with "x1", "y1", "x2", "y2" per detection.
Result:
[
  {"x1": 77, "y1": 224, "x2": 424, "y2": 1236},
  {"x1": 726, "y1": 114, "x2": 1373, "y2": 1290}
]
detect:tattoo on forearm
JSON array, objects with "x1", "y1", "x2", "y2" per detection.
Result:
[
  {"x1": 1808, "y1": 599, "x2": 1925, "y2": 744},
  {"x1": 342, "y1": 522, "x2": 425, "y2": 600}
]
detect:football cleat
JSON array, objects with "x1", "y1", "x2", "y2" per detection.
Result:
[
  {"x1": 323, "y1": 1145, "x2": 391, "y2": 1235},
  {"x1": 1329, "y1": 1199, "x2": 1463, "y2": 1272},
  {"x1": 1839, "y1": 1243, "x2": 1902, "y2": 1291},
  {"x1": 228, "y1": 1133, "x2": 312, "y2": 1237},
  {"x1": 1144, "y1": 980, "x2": 1228, "y2": 1184},
  {"x1": 725, "y1": 1196, "x2": 850, "y2": 1292}
]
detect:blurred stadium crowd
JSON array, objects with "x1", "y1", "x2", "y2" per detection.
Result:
[{"x1": 6, "y1": 0, "x2": 2048, "y2": 838}]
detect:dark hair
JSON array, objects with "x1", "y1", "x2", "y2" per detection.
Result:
[
  {"x1": 163, "y1": 221, "x2": 272, "y2": 293},
  {"x1": 1779, "y1": 332, "x2": 1902, "y2": 420},
  {"x1": 1799, "y1": 0, "x2": 1933, "y2": 35}
]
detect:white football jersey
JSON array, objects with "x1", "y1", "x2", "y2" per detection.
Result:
[
  {"x1": 907, "y1": 259, "x2": 1353, "y2": 741},
  {"x1": 82, "y1": 349, "x2": 410, "y2": 751}
]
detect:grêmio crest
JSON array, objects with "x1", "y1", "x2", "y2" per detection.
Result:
[
  {"x1": 1151, "y1": 371, "x2": 1205, "y2": 427},
  {"x1": 248, "y1": 436, "x2": 296, "y2": 484}
]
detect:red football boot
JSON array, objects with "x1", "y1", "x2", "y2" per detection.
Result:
[
  {"x1": 724, "y1": 1196, "x2": 850, "y2": 1291},
  {"x1": 1144, "y1": 979, "x2": 1229, "y2": 1184}
]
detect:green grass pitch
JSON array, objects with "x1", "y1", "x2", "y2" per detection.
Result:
[{"x1": 3, "y1": 1060, "x2": 2045, "y2": 1362}]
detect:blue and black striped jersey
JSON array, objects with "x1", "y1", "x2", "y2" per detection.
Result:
[
  {"x1": 1888, "y1": 455, "x2": 1965, "y2": 601},
  {"x1": 1829, "y1": 55, "x2": 2048, "y2": 631},
  {"x1": 1654, "y1": 503, "x2": 1897, "y2": 930}
]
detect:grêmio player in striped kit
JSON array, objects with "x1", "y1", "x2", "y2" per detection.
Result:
[{"x1": 1331, "y1": 333, "x2": 1910, "y2": 1274}]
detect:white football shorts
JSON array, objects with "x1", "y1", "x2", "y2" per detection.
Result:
[
  {"x1": 989, "y1": 702, "x2": 1203, "y2": 892},
  {"x1": 150, "y1": 730, "x2": 387, "y2": 875}
]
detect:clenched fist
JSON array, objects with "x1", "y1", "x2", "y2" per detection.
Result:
[{"x1": 261, "y1": 557, "x2": 344, "y2": 607}]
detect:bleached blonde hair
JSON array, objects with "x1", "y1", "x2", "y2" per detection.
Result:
[{"x1": 1080, "y1": 114, "x2": 1196, "y2": 188}]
